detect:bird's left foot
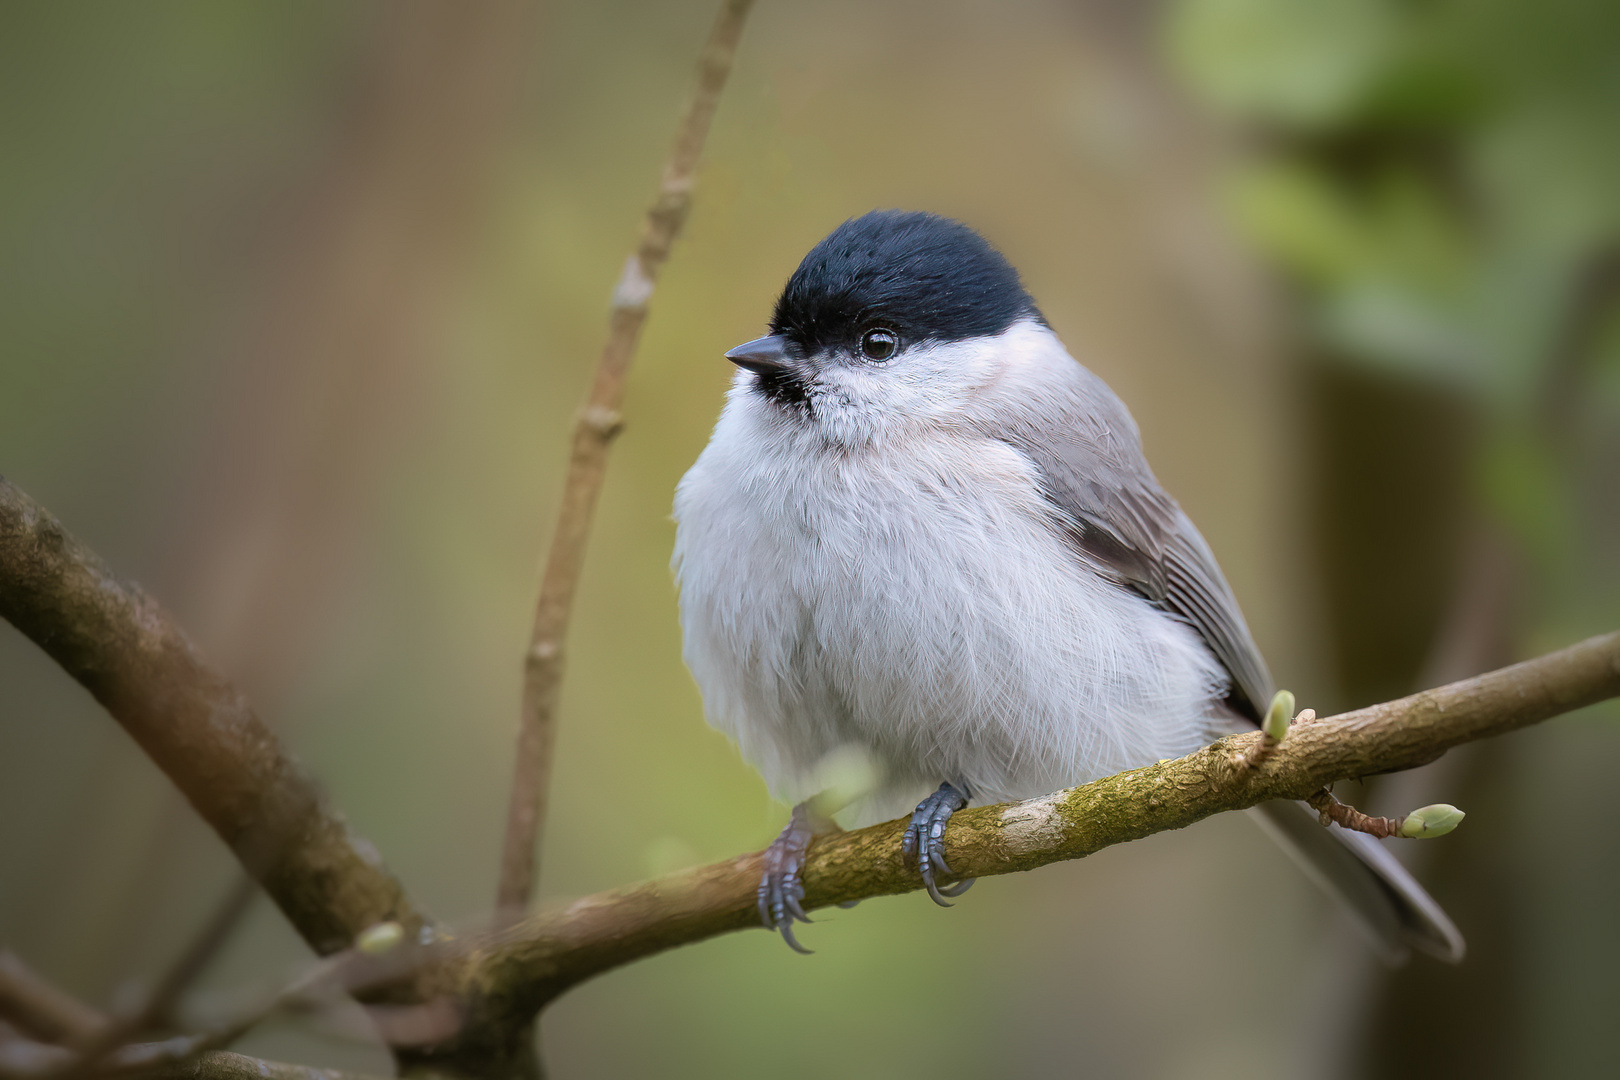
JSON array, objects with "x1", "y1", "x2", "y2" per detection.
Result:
[{"x1": 902, "y1": 781, "x2": 975, "y2": 906}]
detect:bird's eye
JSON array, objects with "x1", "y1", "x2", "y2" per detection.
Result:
[{"x1": 860, "y1": 328, "x2": 899, "y2": 361}]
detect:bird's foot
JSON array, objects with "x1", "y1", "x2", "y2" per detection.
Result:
[
  {"x1": 759, "y1": 803, "x2": 818, "y2": 953},
  {"x1": 902, "y1": 782, "x2": 975, "y2": 906}
]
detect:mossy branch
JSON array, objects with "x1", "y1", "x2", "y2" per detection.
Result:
[
  {"x1": 457, "y1": 630, "x2": 1620, "y2": 1019},
  {"x1": 6, "y1": 464, "x2": 1620, "y2": 1066}
]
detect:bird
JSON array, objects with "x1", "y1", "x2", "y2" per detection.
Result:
[{"x1": 671, "y1": 209, "x2": 1463, "y2": 962}]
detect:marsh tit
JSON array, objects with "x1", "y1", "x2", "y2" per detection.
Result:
[{"x1": 673, "y1": 210, "x2": 1462, "y2": 961}]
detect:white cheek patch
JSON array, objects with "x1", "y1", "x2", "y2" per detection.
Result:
[{"x1": 805, "y1": 330, "x2": 1022, "y2": 444}]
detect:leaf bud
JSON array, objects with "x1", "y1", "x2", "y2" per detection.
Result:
[
  {"x1": 1262, "y1": 690, "x2": 1295, "y2": 743},
  {"x1": 1399, "y1": 804, "x2": 1465, "y2": 839},
  {"x1": 356, "y1": 920, "x2": 406, "y2": 955}
]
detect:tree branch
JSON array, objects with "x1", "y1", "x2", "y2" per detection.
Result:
[
  {"x1": 0, "y1": 477, "x2": 425, "y2": 959},
  {"x1": 495, "y1": 0, "x2": 756, "y2": 913},
  {"x1": 9, "y1": 458, "x2": 1617, "y2": 1068},
  {"x1": 461, "y1": 630, "x2": 1620, "y2": 1020}
]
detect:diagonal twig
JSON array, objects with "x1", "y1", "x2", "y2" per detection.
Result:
[
  {"x1": 495, "y1": 0, "x2": 757, "y2": 913},
  {"x1": 33, "y1": 926, "x2": 470, "y2": 1080},
  {"x1": 0, "y1": 477, "x2": 426, "y2": 962},
  {"x1": 54, "y1": 876, "x2": 260, "y2": 1079},
  {"x1": 0, "y1": 953, "x2": 106, "y2": 1046}
]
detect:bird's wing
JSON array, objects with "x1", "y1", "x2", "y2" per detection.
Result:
[
  {"x1": 988, "y1": 355, "x2": 1463, "y2": 962},
  {"x1": 1000, "y1": 394, "x2": 1273, "y2": 723}
]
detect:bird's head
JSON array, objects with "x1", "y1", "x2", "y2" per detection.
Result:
[{"x1": 727, "y1": 210, "x2": 1048, "y2": 444}]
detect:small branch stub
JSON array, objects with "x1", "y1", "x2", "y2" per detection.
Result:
[
  {"x1": 610, "y1": 255, "x2": 655, "y2": 313},
  {"x1": 356, "y1": 922, "x2": 406, "y2": 956},
  {"x1": 579, "y1": 405, "x2": 624, "y2": 440},
  {"x1": 1235, "y1": 690, "x2": 1297, "y2": 769}
]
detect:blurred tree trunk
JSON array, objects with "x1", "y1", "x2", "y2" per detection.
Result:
[
  {"x1": 170, "y1": 0, "x2": 541, "y2": 692},
  {"x1": 1304, "y1": 324, "x2": 1529, "y2": 1080},
  {"x1": 97, "y1": 0, "x2": 545, "y2": 1050}
]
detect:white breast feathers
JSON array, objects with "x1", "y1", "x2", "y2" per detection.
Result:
[{"x1": 672, "y1": 338, "x2": 1229, "y2": 824}]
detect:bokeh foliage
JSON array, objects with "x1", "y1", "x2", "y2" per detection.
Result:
[{"x1": 1169, "y1": 0, "x2": 1620, "y2": 640}]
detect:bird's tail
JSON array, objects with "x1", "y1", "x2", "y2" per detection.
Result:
[{"x1": 1249, "y1": 799, "x2": 1465, "y2": 964}]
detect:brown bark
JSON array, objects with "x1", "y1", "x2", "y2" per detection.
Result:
[{"x1": 0, "y1": 477, "x2": 423, "y2": 959}]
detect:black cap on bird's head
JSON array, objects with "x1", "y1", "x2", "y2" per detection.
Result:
[
  {"x1": 725, "y1": 211, "x2": 1044, "y2": 389},
  {"x1": 774, "y1": 210, "x2": 1041, "y2": 353}
]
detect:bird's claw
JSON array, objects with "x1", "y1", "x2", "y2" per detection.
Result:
[
  {"x1": 903, "y1": 782, "x2": 974, "y2": 906},
  {"x1": 759, "y1": 808, "x2": 816, "y2": 953}
]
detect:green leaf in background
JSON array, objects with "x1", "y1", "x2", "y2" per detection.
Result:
[
  {"x1": 1317, "y1": 281, "x2": 1479, "y2": 388},
  {"x1": 1226, "y1": 160, "x2": 1469, "y2": 292},
  {"x1": 1168, "y1": 0, "x2": 1620, "y2": 674},
  {"x1": 1224, "y1": 159, "x2": 1367, "y2": 284},
  {"x1": 1164, "y1": 0, "x2": 1399, "y2": 129},
  {"x1": 1477, "y1": 100, "x2": 1620, "y2": 251}
]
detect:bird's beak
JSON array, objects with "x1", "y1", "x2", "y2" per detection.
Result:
[{"x1": 725, "y1": 334, "x2": 791, "y2": 374}]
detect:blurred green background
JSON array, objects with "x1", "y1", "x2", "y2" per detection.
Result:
[{"x1": 1, "y1": 1, "x2": 1616, "y2": 1077}]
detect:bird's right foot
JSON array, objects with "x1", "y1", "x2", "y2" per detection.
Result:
[{"x1": 759, "y1": 803, "x2": 817, "y2": 953}]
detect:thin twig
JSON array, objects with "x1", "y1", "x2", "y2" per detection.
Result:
[
  {"x1": 132, "y1": 877, "x2": 259, "y2": 1032},
  {"x1": 1305, "y1": 789, "x2": 1402, "y2": 838},
  {"x1": 495, "y1": 0, "x2": 757, "y2": 913},
  {"x1": 0, "y1": 954, "x2": 106, "y2": 1045},
  {"x1": 56, "y1": 877, "x2": 259, "y2": 1078},
  {"x1": 46, "y1": 931, "x2": 469, "y2": 1080}
]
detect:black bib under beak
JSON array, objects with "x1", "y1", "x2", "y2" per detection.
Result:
[{"x1": 725, "y1": 335, "x2": 791, "y2": 374}]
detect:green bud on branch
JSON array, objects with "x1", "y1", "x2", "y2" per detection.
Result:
[
  {"x1": 355, "y1": 921, "x2": 405, "y2": 955},
  {"x1": 1399, "y1": 804, "x2": 1466, "y2": 839},
  {"x1": 1262, "y1": 690, "x2": 1295, "y2": 743}
]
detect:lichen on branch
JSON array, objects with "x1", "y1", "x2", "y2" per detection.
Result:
[{"x1": 461, "y1": 630, "x2": 1620, "y2": 1016}]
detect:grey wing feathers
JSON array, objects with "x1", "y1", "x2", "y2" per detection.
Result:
[
  {"x1": 999, "y1": 368, "x2": 1464, "y2": 963},
  {"x1": 1159, "y1": 522, "x2": 1275, "y2": 721},
  {"x1": 1003, "y1": 403, "x2": 1274, "y2": 721}
]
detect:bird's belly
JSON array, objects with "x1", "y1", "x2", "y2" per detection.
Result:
[{"x1": 673, "y1": 431, "x2": 1226, "y2": 821}]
